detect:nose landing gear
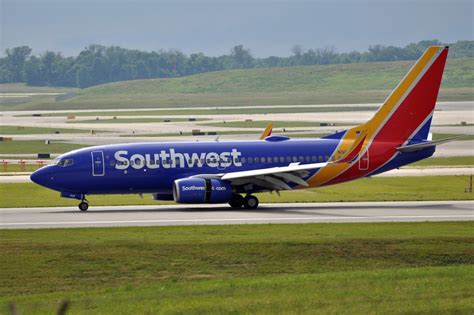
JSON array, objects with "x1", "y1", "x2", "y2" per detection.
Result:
[{"x1": 78, "y1": 200, "x2": 89, "y2": 211}]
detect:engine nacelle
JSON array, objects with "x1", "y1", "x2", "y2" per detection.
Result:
[
  {"x1": 152, "y1": 193, "x2": 174, "y2": 201},
  {"x1": 173, "y1": 177, "x2": 233, "y2": 204}
]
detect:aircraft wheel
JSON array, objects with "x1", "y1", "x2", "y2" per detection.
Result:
[
  {"x1": 243, "y1": 195, "x2": 259, "y2": 209},
  {"x1": 228, "y1": 194, "x2": 244, "y2": 208},
  {"x1": 78, "y1": 201, "x2": 89, "y2": 211}
]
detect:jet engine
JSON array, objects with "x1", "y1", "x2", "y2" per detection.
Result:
[
  {"x1": 152, "y1": 193, "x2": 174, "y2": 201},
  {"x1": 173, "y1": 177, "x2": 233, "y2": 204}
]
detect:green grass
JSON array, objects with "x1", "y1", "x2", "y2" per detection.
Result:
[
  {"x1": 0, "y1": 83, "x2": 78, "y2": 93},
  {"x1": 202, "y1": 120, "x2": 343, "y2": 128},
  {"x1": 2, "y1": 57, "x2": 473, "y2": 110},
  {"x1": 20, "y1": 105, "x2": 378, "y2": 117},
  {"x1": 68, "y1": 117, "x2": 207, "y2": 124},
  {"x1": 0, "y1": 140, "x2": 86, "y2": 154},
  {"x1": 1, "y1": 176, "x2": 472, "y2": 208},
  {"x1": 121, "y1": 130, "x2": 263, "y2": 137},
  {"x1": 411, "y1": 156, "x2": 474, "y2": 167},
  {"x1": 0, "y1": 163, "x2": 46, "y2": 173},
  {"x1": 0, "y1": 125, "x2": 90, "y2": 135},
  {"x1": 121, "y1": 130, "x2": 327, "y2": 138},
  {"x1": 432, "y1": 133, "x2": 474, "y2": 141},
  {"x1": 0, "y1": 222, "x2": 473, "y2": 313}
]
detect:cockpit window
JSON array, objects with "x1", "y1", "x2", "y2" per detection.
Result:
[
  {"x1": 51, "y1": 158, "x2": 60, "y2": 165},
  {"x1": 56, "y1": 159, "x2": 74, "y2": 167}
]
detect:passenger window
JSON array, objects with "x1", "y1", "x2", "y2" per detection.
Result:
[
  {"x1": 242, "y1": 157, "x2": 246, "y2": 163},
  {"x1": 305, "y1": 156, "x2": 310, "y2": 162},
  {"x1": 311, "y1": 156, "x2": 317, "y2": 162},
  {"x1": 292, "y1": 156, "x2": 298, "y2": 162},
  {"x1": 299, "y1": 156, "x2": 304, "y2": 162},
  {"x1": 260, "y1": 157, "x2": 265, "y2": 163},
  {"x1": 286, "y1": 157, "x2": 291, "y2": 162},
  {"x1": 318, "y1": 156, "x2": 323, "y2": 162},
  {"x1": 280, "y1": 157, "x2": 284, "y2": 163}
]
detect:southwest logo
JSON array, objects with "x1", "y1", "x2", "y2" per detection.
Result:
[{"x1": 114, "y1": 149, "x2": 242, "y2": 170}]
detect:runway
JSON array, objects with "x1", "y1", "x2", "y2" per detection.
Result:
[{"x1": 1, "y1": 200, "x2": 473, "y2": 229}]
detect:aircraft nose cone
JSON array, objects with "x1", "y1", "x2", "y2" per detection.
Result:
[{"x1": 30, "y1": 167, "x2": 51, "y2": 187}]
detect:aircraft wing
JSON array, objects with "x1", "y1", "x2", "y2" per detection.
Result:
[{"x1": 193, "y1": 162, "x2": 327, "y2": 191}]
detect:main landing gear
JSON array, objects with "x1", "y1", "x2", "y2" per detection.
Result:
[
  {"x1": 78, "y1": 199, "x2": 89, "y2": 211},
  {"x1": 229, "y1": 194, "x2": 259, "y2": 209}
]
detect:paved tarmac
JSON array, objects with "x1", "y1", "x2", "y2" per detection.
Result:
[{"x1": 1, "y1": 200, "x2": 472, "y2": 229}]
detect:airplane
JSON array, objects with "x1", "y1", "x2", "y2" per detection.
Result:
[{"x1": 31, "y1": 46, "x2": 454, "y2": 211}]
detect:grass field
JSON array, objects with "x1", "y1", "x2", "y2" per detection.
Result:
[
  {"x1": 432, "y1": 133, "x2": 474, "y2": 141},
  {"x1": 20, "y1": 105, "x2": 378, "y2": 117},
  {"x1": 202, "y1": 120, "x2": 343, "y2": 128},
  {"x1": 68, "y1": 117, "x2": 207, "y2": 124},
  {"x1": 411, "y1": 156, "x2": 474, "y2": 167},
  {"x1": 0, "y1": 83, "x2": 78, "y2": 93},
  {"x1": 0, "y1": 125, "x2": 90, "y2": 135},
  {"x1": 0, "y1": 140, "x2": 85, "y2": 154},
  {"x1": 0, "y1": 222, "x2": 472, "y2": 313},
  {"x1": 2, "y1": 57, "x2": 473, "y2": 111},
  {"x1": 1, "y1": 176, "x2": 472, "y2": 208},
  {"x1": 121, "y1": 130, "x2": 265, "y2": 137}
]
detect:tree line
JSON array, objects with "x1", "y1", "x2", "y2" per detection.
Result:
[{"x1": 0, "y1": 40, "x2": 472, "y2": 88}]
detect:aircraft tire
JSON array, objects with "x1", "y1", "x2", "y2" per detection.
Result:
[
  {"x1": 78, "y1": 201, "x2": 89, "y2": 211},
  {"x1": 243, "y1": 195, "x2": 259, "y2": 209},
  {"x1": 229, "y1": 194, "x2": 244, "y2": 208}
]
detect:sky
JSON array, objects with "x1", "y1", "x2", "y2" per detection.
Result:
[{"x1": 1, "y1": 0, "x2": 472, "y2": 57}]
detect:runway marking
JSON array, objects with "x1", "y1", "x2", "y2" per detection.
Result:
[{"x1": 2, "y1": 215, "x2": 474, "y2": 226}]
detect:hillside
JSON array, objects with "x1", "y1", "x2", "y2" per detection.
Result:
[{"x1": 2, "y1": 58, "x2": 473, "y2": 110}]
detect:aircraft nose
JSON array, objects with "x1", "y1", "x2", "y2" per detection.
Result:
[{"x1": 30, "y1": 167, "x2": 52, "y2": 187}]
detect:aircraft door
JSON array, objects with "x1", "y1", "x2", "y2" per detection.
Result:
[
  {"x1": 91, "y1": 151, "x2": 105, "y2": 176},
  {"x1": 358, "y1": 150, "x2": 369, "y2": 170}
]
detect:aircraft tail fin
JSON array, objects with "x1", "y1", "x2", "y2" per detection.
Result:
[
  {"x1": 323, "y1": 46, "x2": 449, "y2": 163},
  {"x1": 329, "y1": 46, "x2": 448, "y2": 142},
  {"x1": 358, "y1": 45, "x2": 449, "y2": 143}
]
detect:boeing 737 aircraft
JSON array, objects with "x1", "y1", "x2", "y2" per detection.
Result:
[{"x1": 31, "y1": 46, "x2": 454, "y2": 211}]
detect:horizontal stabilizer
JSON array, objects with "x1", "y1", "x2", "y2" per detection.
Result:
[{"x1": 396, "y1": 136, "x2": 464, "y2": 153}]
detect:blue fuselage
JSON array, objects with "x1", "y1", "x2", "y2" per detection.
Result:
[{"x1": 31, "y1": 137, "x2": 434, "y2": 197}]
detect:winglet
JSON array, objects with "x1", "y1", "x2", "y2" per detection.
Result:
[{"x1": 260, "y1": 123, "x2": 273, "y2": 140}]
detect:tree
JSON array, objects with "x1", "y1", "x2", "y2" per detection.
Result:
[
  {"x1": 230, "y1": 45, "x2": 254, "y2": 69},
  {"x1": 4, "y1": 46, "x2": 32, "y2": 82}
]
